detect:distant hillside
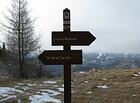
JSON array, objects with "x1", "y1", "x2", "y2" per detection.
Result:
[
  {"x1": 74, "y1": 53, "x2": 140, "y2": 70},
  {"x1": 44, "y1": 53, "x2": 140, "y2": 75}
]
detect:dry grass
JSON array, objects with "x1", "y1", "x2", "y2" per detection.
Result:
[
  {"x1": 72, "y1": 68, "x2": 140, "y2": 103},
  {"x1": 0, "y1": 68, "x2": 140, "y2": 103}
]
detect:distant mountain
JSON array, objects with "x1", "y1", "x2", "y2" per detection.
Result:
[
  {"x1": 43, "y1": 53, "x2": 140, "y2": 75},
  {"x1": 73, "y1": 53, "x2": 140, "y2": 71}
]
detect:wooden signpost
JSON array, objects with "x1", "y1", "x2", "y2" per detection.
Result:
[
  {"x1": 38, "y1": 8, "x2": 96, "y2": 103},
  {"x1": 38, "y1": 50, "x2": 82, "y2": 65},
  {"x1": 52, "y1": 31, "x2": 96, "y2": 46}
]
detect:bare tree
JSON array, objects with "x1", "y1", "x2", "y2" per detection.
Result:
[{"x1": 2, "y1": 0, "x2": 40, "y2": 78}]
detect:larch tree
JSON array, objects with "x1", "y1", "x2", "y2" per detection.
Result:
[{"x1": 3, "y1": 0, "x2": 40, "y2": 78}]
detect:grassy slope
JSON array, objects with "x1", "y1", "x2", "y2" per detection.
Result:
[
  {"x1": 72, "y1": 68, "x2": 140, "y2": 103},
  {"x1": 0, "y1": 69, "x2": 140, "y2": 103}
]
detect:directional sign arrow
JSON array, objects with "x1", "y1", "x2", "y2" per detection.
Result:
[
  {"x1": 52, "y1": 31, "x2": 96, "y2": 46},
  {"x1": 38, "y1": 50, "x2": 82, "y2": 65}
]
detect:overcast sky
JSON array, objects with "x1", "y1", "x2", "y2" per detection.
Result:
[{"x1": 0, "y1": 0, "x2": 140, "y2": 53}]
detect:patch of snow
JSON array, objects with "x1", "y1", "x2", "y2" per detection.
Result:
[
  {"x1": 106, "y1": 56, "x2": 113, "y2": 60},
  {"x1": 43, "y1": 81, "x2": 57, "y2": 84},
  {"x1": 41, "y1": 89, "x2": 61, "y2": 96},
  {"x1": 20, "y1": 86, "x2": 30, "y2": 91},
  {"x1": 17, "y1": 83, "x2": 25, "y2": 86},
  {"x1": 133, "y1": 72, "x2": 140, "y2": 77},
  {"x1": 36, "y1": 92, "x2": 41, "y2": 94},
  {"x1": 97, "y1": 52, "x2": 102, "y2": 59},
  {"x1": 102, "y1": 78, "x2": 107, "y2": 81},
  {"x1": 84, "y1": 81, "x2": 88, "y2": 83},
  {"x1": 29, "y1": 92, "x2": 61, "y2": 103},
  {"x1": 133, "y1": 73, "x2": 140, "y2": 77},
  {"x1": 54, "y1": 85, "x2": 58, "y2": 88},
  {"x1": 106, "y1": 57, "x2": 109, "y2": 59},
  {"x1": 97, "y1": 85, "x2": 108, "y2": 89},
  {"x1": 27, "y1": 83, "x2": 36, "y2": 87},
  {"x1": 87, "y1": 91, "x2": 92, "y2": 94},
  {"x1": 14, "y1": 86, "x2": 20, "y2": 88},
  {"x1": 79, "y1": 71, "x2": 86, "y2": 74},
  {"x1": 132, "y1": 94, "x2": 136, "y2": 97},
  {"x1": 0, "y1": 95, "x2": 16, "y2": 102},
  {"x1": 2, "y1": 94, "x2": 8, "y2": 97},
  {"x1": 62, "y1": 84, "x2": 64, "y2": 87},
  {"x1": 83, "y1": 58, "x2": 86, "y2": 62},
  {"x1": 18, "y1": 99, "x2": 21, "y2": 103},
  {"x1": 57, "y1": 88, "x2": 64, "y2": 92},
  {"x1": 0, "y1": 87, "x2": 24, "y2": 96}
]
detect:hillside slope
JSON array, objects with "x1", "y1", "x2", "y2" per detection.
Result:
[
  {"x1": 0, "y1": 68, "x2": 140, "y2": 103},
  {"x1": 72, "y1": 68, "x2": 140, "y2": 103}
]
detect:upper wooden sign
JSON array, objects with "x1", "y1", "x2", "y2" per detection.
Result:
[{"x1": 52, "y1": 31, "x2": 96, "y2": 46}]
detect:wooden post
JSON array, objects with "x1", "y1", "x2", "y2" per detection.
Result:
[{"x1": 63, "y1": 8, "x2": 71, "y2": 103}]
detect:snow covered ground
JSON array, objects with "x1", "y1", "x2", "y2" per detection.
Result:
[
  {"x1": 29, "y1": 90, "x2": 61, "y2": 103},
  {"x1": 0, "y1": 80, "x2": 63, "y2": 103},
  {"x1": 0, "y1": 87, "x2": 23, "y2": 102}
]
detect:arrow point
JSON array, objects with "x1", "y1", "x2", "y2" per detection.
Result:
[{"x1": 89, "y1": 32, "x2": 96, "y2": 45}]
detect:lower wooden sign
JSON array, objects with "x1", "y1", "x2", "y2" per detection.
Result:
[{"x1": 38, "y1": 50, "x2": 82, "y2": 65}]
